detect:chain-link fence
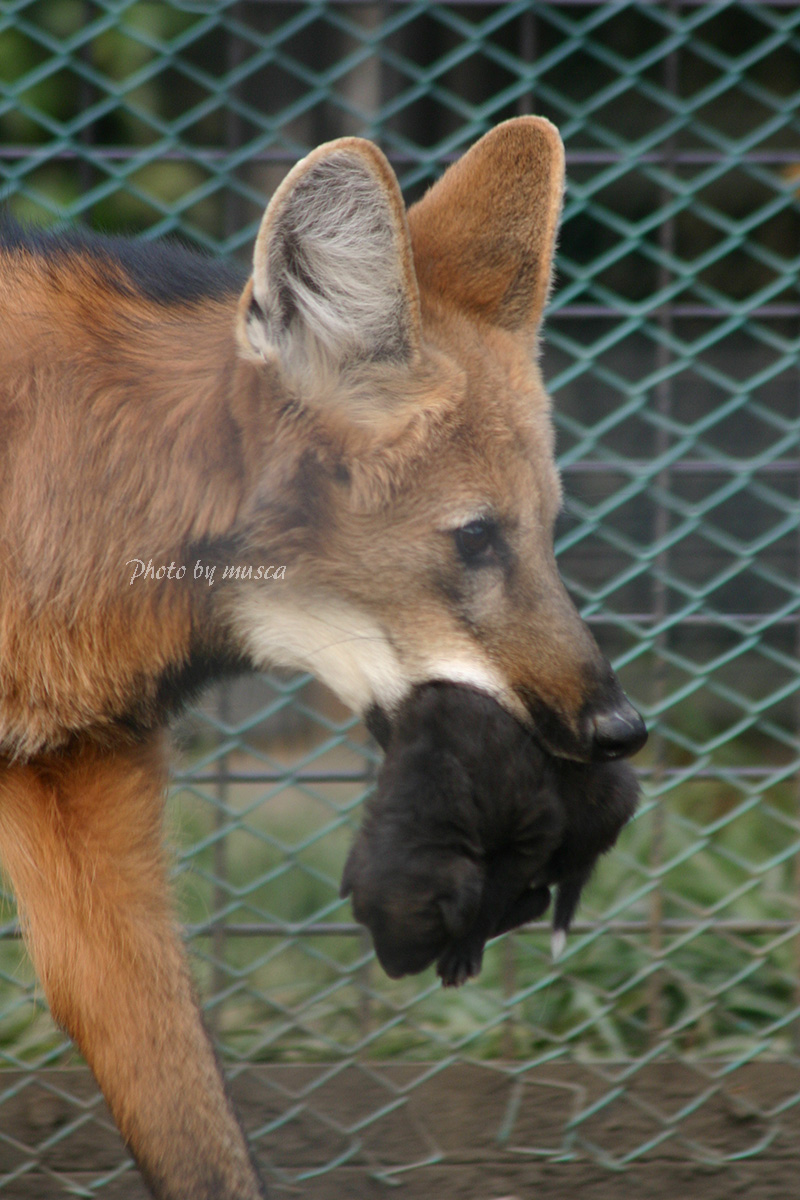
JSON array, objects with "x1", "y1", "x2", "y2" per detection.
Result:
[{"x1": 1, "y1": 1, "x2": 799, "y2": 1195}]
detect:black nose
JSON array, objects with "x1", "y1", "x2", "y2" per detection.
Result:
[{"x1": 591, "y1": 705, "x2": 647, "y2": 761}]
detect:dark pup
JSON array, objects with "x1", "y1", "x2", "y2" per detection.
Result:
[{"x1": 341, "y1": 683, "x2": 640, "y2": 986}]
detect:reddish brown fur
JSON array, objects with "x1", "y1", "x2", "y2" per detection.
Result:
[
  {"x1": 0, "y1": 119, "x2": 644, "y2": 1199},
  {"x1": 0, "y1": 736, "x2": 262, "y2": 1198},
  {"x1": 410, "y1": 118, "x2": 565, "y2": 333}
]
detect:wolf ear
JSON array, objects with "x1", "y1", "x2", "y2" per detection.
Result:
[
  {"x1": 239, "y1": 139, "x2": 422, "y2": 381},
  {"x1": 407, "y1": 117, "x2": 565, "y2": 337}
]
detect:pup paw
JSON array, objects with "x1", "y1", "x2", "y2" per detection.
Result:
[{"x1": 436, "y1": 937, "x2": 485, "y2": 988}]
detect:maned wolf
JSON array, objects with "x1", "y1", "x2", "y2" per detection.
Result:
[
  {"x1": 341, "y1": 681, "x2": 640, "y2": 987},
  {"x1": 0, "y1": 118, "x2": 646, "y2": 1199}
]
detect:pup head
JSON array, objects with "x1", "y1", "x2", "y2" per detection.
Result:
[{"x1": 341, "y1": 828, "x2": 483, "y2": 979}]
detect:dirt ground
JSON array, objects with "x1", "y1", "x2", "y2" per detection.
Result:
[{"x1": 1, "y1": 1062, "x2": 797, "y2": 1198}]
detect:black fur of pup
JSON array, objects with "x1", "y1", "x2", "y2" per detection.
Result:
[{"x1": 341, "y1": 682, "x2": 639, "y2": 986}]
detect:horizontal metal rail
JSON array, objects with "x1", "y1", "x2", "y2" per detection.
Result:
[
  {"x1": 1, "y1": 919, "x2": 797, "y2": 940},
  {"x1": 142, "y1": 0, "x2": 800, "y2": 9},
  {"x1": 5, "y1": 145, "x2": 800, "y2": 168},
  {"x1": 552, "y1": 305, "x2": 800, "y2": 319},
  {"x1": 170, "y1": 765, "x2": 796, "y2": 786},
  {"x1": 562, "y1": 461, "x2": 800, "y2": 474}
]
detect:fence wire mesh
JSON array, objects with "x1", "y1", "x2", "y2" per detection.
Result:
[{"x1": 1, "y1": 0, "x2": 799, "y2": 1194}]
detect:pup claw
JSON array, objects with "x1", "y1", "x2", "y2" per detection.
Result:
[{"x1": 437, "y1": 941, "x2": 484, "y2": 987}]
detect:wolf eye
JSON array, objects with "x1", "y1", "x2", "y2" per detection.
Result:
[{"x1": 454, "y1": 517, "x2": 495, "y2": 564}]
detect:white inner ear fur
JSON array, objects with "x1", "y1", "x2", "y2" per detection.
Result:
[{"x1": 246, "y1": 150, "x2": 416, "y2": 382}]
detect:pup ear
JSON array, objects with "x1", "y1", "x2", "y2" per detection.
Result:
[
  {"x1": 407, "y1": 117, "x2": 565, "y2": 337},
  {"x1": 239, "y1": 138, "x2": 422, "y2": 382},
  {"x1": 438, "y1": 858, "x2": 483, "y2": 940}
]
